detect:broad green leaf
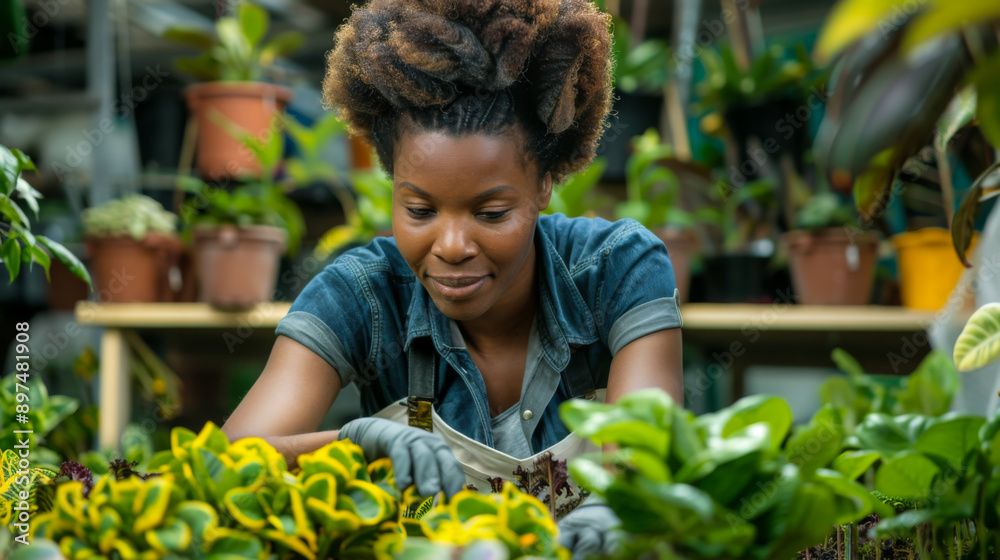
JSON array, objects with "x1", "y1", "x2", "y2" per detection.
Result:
[
  {"x1": 875, "y1": 451, "x2": 941, "y2": 499},
  {"x1": 903, "y1": 3, "x2": 1000, "y2": 52},
  {"x1": 0, "y1": 145, "x2": 19, "y2": 196},
  {"x1": 133, "y1": 481, "x2": 172, "y2": 533},
  {"x1": 974, "y1": 53, "x2": 1000, "y2": 148},
  {"x1": 815, "y1": 0, "x2": 909, "y2": 62},
  {"x1": 719, "y1": 395, "x2": 793, "y2": 451},
  {"x1": 897, "y1": 351, "x2": 959, "y2": 416},
  {"x1": 238, "y1": 2, "x2": 268, "y2": 47},
  {"x1": 9, "y1": 539, "x2": 63, "y2": 560},
  {"x1": 914, "y1": 415, "x2": 985, "y2": 466},
  {"x1": 814, "y1": 469, "x2": 876, "y2": 526},
  {"x1": 936, "y1": 87, "x2": 977, "y2": 152},
  {"x1": 785, "y1": 405, "x2": 844, "y2": 476},
  {"x1": 2, "y1": 237, "x2": 21, "y2": 282},
  {"x1": 854, "y1": 413, "x2": 916, "y2": 457},
  {"x1": 14, "y1": 177, "x2": 40, "y2": 219},
  {"x1": 36, "y1": 235, "x2": 91, "y2": 288},
  {"x1": 207, "y1": 528, "x2": 264, "y2": 556},
  {"x1": 567, "y1": 456, "x2": 614, "y2": 494},
  {"x1": 224, "y1": 488, "x2": 267, "y2": 530},
  {"x1": 174, "y1": 501, "x2": 219, "y2": 542},
  {"x1": 147, "y1": 517, "x2": 192, "y2": 553},
  {"x1": 0, "y1": 196, "x2": 29, "y2": 227},
  {"x1": 954, "y1": 303, "x2": 1000, "y2": 372},
  {"x1": 832, "y1": 450, "x2": 880, "y2": 481}
]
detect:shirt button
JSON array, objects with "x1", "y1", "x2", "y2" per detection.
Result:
[{"x1": 522, "y1": 410, "x2": 533, "y2": 421}]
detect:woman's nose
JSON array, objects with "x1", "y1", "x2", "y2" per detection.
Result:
[{"x1": 431, "y1": 218, "x2": 478, "y2": 263}]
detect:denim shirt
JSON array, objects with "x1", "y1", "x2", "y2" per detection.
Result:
[{"x1": 275, "y1": 213, "x2": 683, "y2": 452}]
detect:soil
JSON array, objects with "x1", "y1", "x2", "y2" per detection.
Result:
[{"x1": 796, "y1": 516, "x2": 916, "y2": 560}]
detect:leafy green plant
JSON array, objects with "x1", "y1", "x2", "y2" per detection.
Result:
[
  {"x1": 81, "y1": 194, "x2": 178, "y2": 240},
  {"x1": 696, "y1": 43, "x2": 821, "y2": 117},
  {"x1": 609, "y1": 17, "x2": 671, "y2": 96},
  {"x1": 543, "y1": 157, "x2": 611, "y2": 219},
  {"x1": 700, "y1": 177, "x2": 777, "y2": 254},
  {"x1": 180, "y1": 115, "x2": 306, "y2": 257},
  {"x1": 613, "y1": 129, "x2": 709, "y2": 230},
  {"x1": 820, "y1": 349, "x2": 960, "y2": 435},
  {"x1": 954, "y1": 302, "x2": 1000, "y2": 372},
  {"x1": 0, "y1": 144, "x2": 90, "y2": 286},
  {"x1": 162, "y1": 1, "x2": 304, "y2": 82},
  {"x1": 813, "y1": 0, "x2": 1000, "y2": 262},
  {"x1": 0, "y1": 375, "x2": 78, "y2": 468},
  {"x1": 314, "y1": 164, "x2": 394, "y2": 260},
  {"x1": 376, "y1": 483, "x2": 568, "y2": 560},
  {"x1": 561, "y1": 389, "x2": 879, "y2": 560}
]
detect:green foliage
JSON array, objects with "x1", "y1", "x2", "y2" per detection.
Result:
[
  {"x1": 81, "y1": 194, "x2": 178, "y2": 241},
  {"x1": 700, "y1": 177, "x2": 777, "y2": 253},
  {"x1": 376, "y1": 483, "x2": 568, "y2": 560},
  {"x1": 561, "y1": 389, "x2": 876, "y2": 560},
  {"x1": 163, "y1": 1, "x2": 304, "y2": 82},
  {"x1": 0, "y1": 143, "x2": 90, "y2": 287},
  {"x1": 954, "y1": 302, "x2": 1000, "y2": 372},
  {"x1": 696, "y1": 43, "x2": 822, "y2": 116},
  {"x1": 814, "y1": 0, "x2": 1000, "y2": 261},
  {"x1": 819, "y1": 349, "x2": 959, "y2": 434},
  {"x1": 609, "y1": 17, "x2": 671, "y2": 96},
  {"x1": 543, "y1": 157, "x2": 611, "y2": 218},
  {"x1": 314, "y1": 165, "x2": 394, "y2": 260},
  {"x1": 0, "y1": 449, "x2": 58, "y2": 527},
  {"x1": 795, "y1": 191, "x2": 856, "y2": 230},
  {"x1": 0, "y1": 375, "x2": 78, "y2": 464}
]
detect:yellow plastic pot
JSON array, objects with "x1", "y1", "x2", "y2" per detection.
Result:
[{"x1": 892, "y1": 228, "x2": 974, "y2": 310}]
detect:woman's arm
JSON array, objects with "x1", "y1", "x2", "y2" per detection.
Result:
[
  {"x1": 606, "y1": 327, "x2": 684, "y2": 406},
  {"x1": 222, "y1": 335, "x2": 344, "y2": 468}
]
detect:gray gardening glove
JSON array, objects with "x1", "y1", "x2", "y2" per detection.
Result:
[
  {"x1": 338, "y1": 417, "x2": 466, "y2": 498},
  {"x1": 557, "y1": 495, "x2": 623, "y2": 559}
]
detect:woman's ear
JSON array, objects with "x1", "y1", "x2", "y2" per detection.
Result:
[{"x1": 537, "y1": 171, "x2": 553, "y2": 212}]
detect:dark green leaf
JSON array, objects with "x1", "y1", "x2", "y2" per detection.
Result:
[
  {"x1": 832, "y1": 450, "x2": 880, "y2": 481},
  {"x1": 0, "y1": 145, "x2": 19, "y2": 196},
  {"x1": 0, "y1": 196, "x2": 29, "y2": 227},
  {"x1": 952, "y1": 160, "x2": 1000, "y2": 267},
  {"x1": 2, "y1": 237, "x2": 21, "y2": 282},
  {"x1": 914, "y1": 415, "x2": 985, "y2": 467},
  {"x1": 875, "y1": 451, "x2": 941, "y2": 499},
  {"x1": 37, "y1": 235, "x2": 91, "y2": 289}
]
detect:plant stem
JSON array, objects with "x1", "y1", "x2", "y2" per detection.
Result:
[{"x1": 837, "y1": 525, "x2": 843, "y2": 560}]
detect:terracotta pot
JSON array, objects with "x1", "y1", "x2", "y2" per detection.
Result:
[
  {"x1": 160, "y1": 245, "x2": 199, "y2": 303},
  {"x1": 651, "y1": 228, "x2": 695, "y2": 303},
  {"x1": 784, "y1": 228, "x2": 879, "y2": 305},
  {"x1": 47, "y1": 250, "x2": 90, "y2": 311},
  {"x1": 183, "y1": 81, "x2": 293, "y2": 180},
  {"x1": 192, "y1": 225, "x2": 287, "y2": 309},
  {"x1": 85, "y1": 233, "x2": 182, "y2": 303}
]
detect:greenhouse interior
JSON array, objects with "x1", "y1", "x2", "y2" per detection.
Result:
[{"x1": 3, "y1": 0, "x2": 1000, "y2": 558}]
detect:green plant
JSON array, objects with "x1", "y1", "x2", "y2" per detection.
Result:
[
  {"x1": 700, "y1": 177, "x2": 776, "y2": 254},
  {"x1": 560, "y1": 389, "x2": 879, "y2": 560},
  {"x1": 820, "y1": 349, "x2": 960, "y2": 435},
  {"x1": 614, "y1": 129, "x2": 713, "y2": 230},
  {"x1": 813, "y1": 0, "x2": 1000, "y2": 262},
  {"x1": 376, "y1": 483, "x2": 568, "y2": 560},
  {"x1": 314, "y1": 164, "x2": 394, "y2": 260},
  {"x1": 696, "y1": 43, "x2": 821, "y2": 117},
  {"x1": 543, "y1": 157, "x2": 611, "y2": 218},
  {"x1": 163, "y1": 1, "x2": 304, "y2": 82},
  {"x1": 180, "y1": 115, "x2": 306, "y2": 257},
  {"x1": 0, "y1": 144, "x2": 90, "y2": 286},
  {"x1": 609, "y1": 17, "x2": 671, "y2": 96},
  {"x1": 81, "y1": 194, "x2": 178, "y2": 240},
  {"x1": 0, "y1": 375, "x2": 78, "y2": 469},
  {"x1": 954, "y1": 302, "x2": 1000, "y2": 372}
]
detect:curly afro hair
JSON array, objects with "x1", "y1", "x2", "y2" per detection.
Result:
[{"x1": 322, "y1": 0, "x2": 613, "y2": 184}]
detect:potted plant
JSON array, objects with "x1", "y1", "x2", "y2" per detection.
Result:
[
  {"x1": 179, "y1": 117, "x2": 304, "y2": 309},
  {"x1": 313, "y1": 163, "x2": 394, "y2": 261},
  {"x1": 781, "y1": 161, "x2": 881, "y2": 306},
  {"x1": 163, "y1": 1, "x2": 303, "y2": 180},
  {"x1": 0, "y1": 144, "x2": 90, "y2": 289},
  {"x1": 81, "y1": 195, "x2": 182, "y2": 303},
  {"x1": 613, "y1": 129, "x2": 714, "y2": 303},
  {"x1": 699, "y1": 174, "x2": 778, "y2": 303}
]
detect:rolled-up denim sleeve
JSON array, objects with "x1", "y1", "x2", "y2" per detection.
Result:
[
  {"x1": 600, "y1": 222, "x2": 683, "y2": 356},
  {"x1": 275, "y1": 262, "x2": 370, "y2": 386}
]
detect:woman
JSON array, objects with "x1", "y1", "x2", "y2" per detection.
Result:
[{"x1": 222, "y1": 0, "x2": 684, "y2": 556}]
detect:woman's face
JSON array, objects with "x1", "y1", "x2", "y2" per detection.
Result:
[{"x1": 392, "y1": 129, "x2": 552, "y2": 323}]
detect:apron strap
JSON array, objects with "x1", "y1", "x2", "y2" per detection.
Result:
[{"x1": 407, "y1": 338, "x2": 436, "y2": 432}]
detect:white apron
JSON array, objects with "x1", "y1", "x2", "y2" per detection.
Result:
[{"x1": 372, "y1": 338, "x2": 603, "y2": 519}]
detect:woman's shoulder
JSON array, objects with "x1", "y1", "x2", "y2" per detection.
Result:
[{"x1": 537, "y1": 213, "x2": 654, "y2": 267}]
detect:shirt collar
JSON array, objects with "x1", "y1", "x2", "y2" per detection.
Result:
[{"x1": 403, "y1": 221, "x2": 598, "y2": 370}]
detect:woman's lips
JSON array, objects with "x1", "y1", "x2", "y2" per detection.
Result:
[{"x1": 429, "y1": 276, "x2": 488, "y2": 299}]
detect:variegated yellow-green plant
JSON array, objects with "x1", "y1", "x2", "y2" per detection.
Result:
[
  {"x1": 954, "y1": 303, "x2": 1000, "y2": 372},
  {"x1": 31, "y1": 475, "x2": 261, "y2": 560},
  {"x1": 376, "y1": 482, "x2": 569, "y2": 560},
  {"x1": 1, "y1": 449, "x2": 57, "y2": 526},
  {"x1": 146, "y1": 422, "x2": 401, "y2": 560}
]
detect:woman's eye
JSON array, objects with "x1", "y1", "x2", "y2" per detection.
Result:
[
  {"x1": 479, "y1": 210, "x2": 510, "y2": 220},
  {"x1": 406, "y1": 207, "x2": 433, "y2": 217}
]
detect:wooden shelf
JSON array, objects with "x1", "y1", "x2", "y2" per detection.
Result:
[
  {"x1": 679, "y1": 304, "x2": 943, "y2": 332},
  {"x1": 75, "y1": 301, "x2": 945, "y2": 331},
  {"x1": 75, "y1": 301, "x2": 292, "y2": 328}
]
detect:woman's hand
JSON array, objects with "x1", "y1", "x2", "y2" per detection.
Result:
[
  {"x1": 338, "y1": 417, "x2": 466, "y2": 498},
  {"x1": 557, "y1": 495, "x2": 622, "y2": 558}
]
